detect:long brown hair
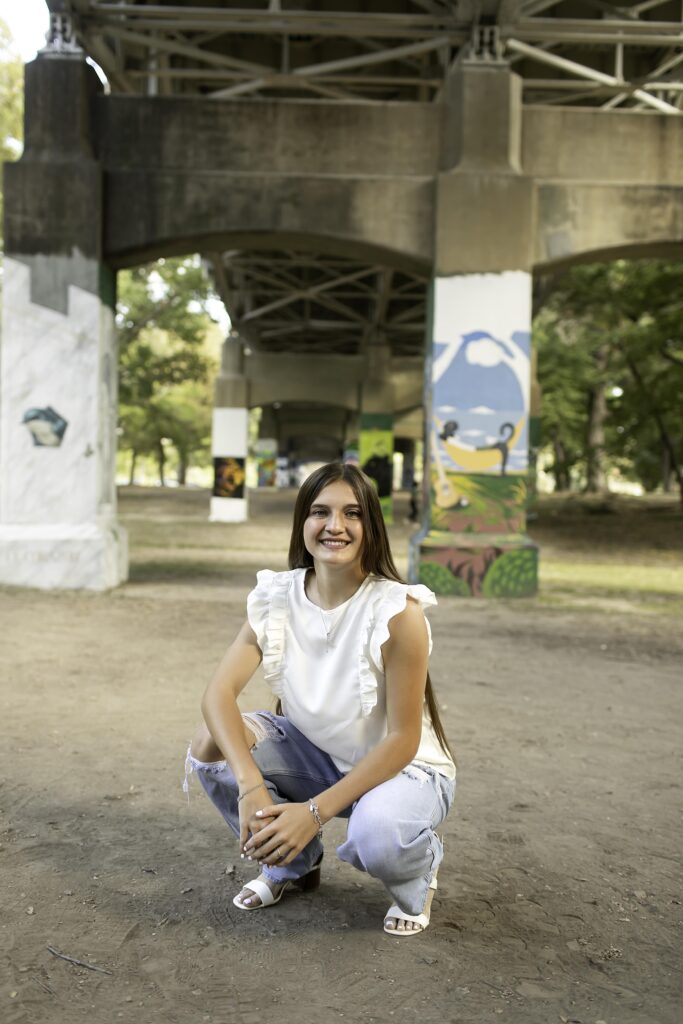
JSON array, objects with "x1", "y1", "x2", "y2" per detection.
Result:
[{"x1": 283, "y1": 461, "x2": 453, "y2": 759}]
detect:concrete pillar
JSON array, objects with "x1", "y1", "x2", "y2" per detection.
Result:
[
  {"x1": 528, "y1": 347, "x2": 542, "y2": 519},
  {"x1": 359, "y1": 338, "x2": 394, "y2": 523},
  {"x1": 210, "y1": 333, "x2": 249, "y2": 522},
  {"x1": 397, "y1": 437, "x2": 417, "y2": 491},
  {"x1": 0, "y1": 41, "x2": 127, "y2": 590},
  {"x1": 409, "y1": 55, "x2": 538, "y2": 597}
]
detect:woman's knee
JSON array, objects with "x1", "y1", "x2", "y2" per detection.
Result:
[
  {"x1": 190, "y1": 717, "x2": 257, "y2": 761},
  {"x1": 345, "y1": 810, "x2": 399, "y2": 877},
  {"x1": 190, "y1": 722, "x2": 221, "y2": 761}
]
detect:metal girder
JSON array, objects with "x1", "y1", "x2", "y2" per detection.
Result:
[
  {"x1": 56, "y1": 1, "x2": 683, "y2": 114},
  {"x1": 48, "y1": 3, "x2": 682, "y2": 365},
  {"x1": 207, "y1": 249, "x2": 428, "y2": 358},
  {"x1": 507, "y1": 37, "x2": 681, "y2": 113}
]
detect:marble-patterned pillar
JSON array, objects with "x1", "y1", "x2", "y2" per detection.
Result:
[
  {"x1": 359, "y1": 339, "x2": 394, "y2": 523},
  {"x1": 0, "y1": 41, "x2": 127, "y2": 590},
  {"x1": 410, "y1": 272, "x2": 537, "y2": 597},
  {"x1": 210, "y1": 333, "x2": 249, "y2": 522}
]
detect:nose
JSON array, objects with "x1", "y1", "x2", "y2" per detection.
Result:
[{"x1": 325, "y1": 509, "x2": 345, "y2": 533}]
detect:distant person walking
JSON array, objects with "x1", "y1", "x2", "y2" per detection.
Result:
[{"x1": 185, "y1": 462, "x2": 455, "y2": 935}]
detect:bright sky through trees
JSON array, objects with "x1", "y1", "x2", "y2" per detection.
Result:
[{"x1": 0, "y1": 0, "x2": 49, "y2": 61}]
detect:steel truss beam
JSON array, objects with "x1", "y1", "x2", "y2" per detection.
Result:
[
  {"x1": 58, "y1": 2, "x2": 683, "y2": 113},
  {"x1": 207, "y1": 249, "x2": 428, "y2": 358}
]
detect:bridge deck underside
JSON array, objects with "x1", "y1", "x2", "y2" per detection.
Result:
[
  {"x1": 55, "y1": 1, "x2": 683, "y2": 112},
  {"x1": 209, "y1": 250, "x2": 428, "y2": 358}
]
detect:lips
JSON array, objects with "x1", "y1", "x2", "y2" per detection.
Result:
[{"x1": 319, "y1": 538, "x2": 350, "y2": 548}]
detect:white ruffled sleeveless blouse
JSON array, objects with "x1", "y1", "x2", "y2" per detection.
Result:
[{"x1": 247, "y1": 568, "x2": 455, "y2": 780}]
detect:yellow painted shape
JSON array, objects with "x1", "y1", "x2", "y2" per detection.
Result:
[{"x1": 439, "y1": 416, "x2": 524, "y2": 472}]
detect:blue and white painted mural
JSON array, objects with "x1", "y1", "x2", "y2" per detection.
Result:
[
  {"x1": 432, "y1": 272, "x2": 531, "y2": 478},
  {"x1": 414, "y1": 271, "x2": 537, "y2": 598}
]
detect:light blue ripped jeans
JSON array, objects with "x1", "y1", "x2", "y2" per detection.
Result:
[{"x1": 184, "y1": 711, "x2": 455, "y2": 916}]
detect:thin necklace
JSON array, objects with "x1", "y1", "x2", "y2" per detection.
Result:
[{"x1": 313, "y1": 577, "x2": 368, "y2": 653}]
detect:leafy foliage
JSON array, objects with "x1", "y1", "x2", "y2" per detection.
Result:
[
  {"x1": 0, "y1": 18, "x2": 24, "y2": 248},
  {"x1": 116, "y1": 257, "x2": 220, "y2": 483},
  {"x1": 534, "y1": 260, "x2": 683, "y2": 501}
]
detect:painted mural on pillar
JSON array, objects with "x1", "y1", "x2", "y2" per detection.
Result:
[
  {"x1": 419, "y1": 541, "x2": 537, "y2": 599},
  {"x1": 410, "y1": 270, "x2": 537, "y2": 598},
  {"x1": 359, "y1": 413, "x2": 393, "y2": 522},
  {"x1": 432, "y1": 272, "x2": 531, "y2": 492},
  {"x1": 21, "y1": 406, "x2": 68, "y2": 447},
  {"x1": 213, "y1": 456, "x2": 245, "y2": 499},
  {"x1": 430, "y1": 472, "x2": 527, "y2": 535},
  {"x1": 253, "y1": 438, "x2": 277, "y2": 487}
]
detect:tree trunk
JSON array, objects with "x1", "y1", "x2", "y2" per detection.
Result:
[
  {"x1": 552, "y1": 433, "x2": 571, "y2": 491},
  {"x1": 177, "y1": 451, "x2": 188, "y2": 486},
  {"x1": 157, "y1": 440, "x2": 166, "y2": 487},
  {"x1": 661, "y1": 443, "x2": 672, "y2": 493},
  {"x1": 128, "y1": 450, "x2": 137, "y2": 486},
  {"x1": 627, "y1": 357, "x2": 683, "y2": 505},
  {"x1": 584, "y1": 345, "x2": 609, "y2": 493}
]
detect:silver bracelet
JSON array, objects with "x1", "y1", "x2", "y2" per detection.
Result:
[
  {"x1": 237, "y1": 781, "x2": 264, "y2": 803},
  {"x1": 308, "y1": 800, "x2": 324, "y2": 838}
]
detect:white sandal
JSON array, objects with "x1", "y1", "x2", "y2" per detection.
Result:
[
  {"x1": 233, "y1": 876, "x2": 292, "y2": 911},
  {"x1": 383, "y1": 872, "x2": 438, "y2": 937},
  {"x1": 233, "y1": 857, "x2": 322, "y2": 911}
]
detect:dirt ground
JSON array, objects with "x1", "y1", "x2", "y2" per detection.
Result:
[{"x1": 2, "y1": 488, "x2": 682, "y2": 1024}]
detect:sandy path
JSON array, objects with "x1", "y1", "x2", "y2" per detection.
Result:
[{"x1": 1, "y1": 490, "x2": 681, "y2": 1024}]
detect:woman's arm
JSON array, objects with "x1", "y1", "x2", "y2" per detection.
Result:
[
  {"x1": 201, "y1": 619, "x2": 273, "y2": 848},
  {"x1": 244, "y1": 598, "x2": 429, "y2": 865},
  {"x1": 201, "y1": 619, "x2": 264, "y2": 787}
]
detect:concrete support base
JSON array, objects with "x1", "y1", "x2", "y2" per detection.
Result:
[
  {"x1": 0, "y1": 522, "x2": 128, "y2": 591},
  {"x1": 210, "y1": 496, "x2": 247, "y2": 523},
  {"x1": 410, "y1": 530, "x2": 537, "y2": 599}
]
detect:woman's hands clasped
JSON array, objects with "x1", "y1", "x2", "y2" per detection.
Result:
[{"x1": 242, "y1": 801, "x2": 320, "y2": 866}]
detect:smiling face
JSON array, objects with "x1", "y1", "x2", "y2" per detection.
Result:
[{"x1": 302, "y1": 480, "x2": 364, "y2": 570}]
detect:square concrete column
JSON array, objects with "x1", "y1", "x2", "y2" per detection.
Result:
[
  {"x1": 210, "y1": 334, "x2": 249, "y2": 522},
  {"x1": 410, "y1": 272, "x2": 537, "y2": 597},
  {"x1": 359, "y1": 339, "x2": 394, "y2": 522},
  {"x1": 0, "y1": 47, "x2": 127, "y2": 590},
  {"x1": 409, "y1": 56, "x2": 538, "y2": 596}
]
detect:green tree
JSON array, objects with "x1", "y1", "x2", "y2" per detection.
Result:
[
  {"x1": 606, "y1": 261, "x2": 683, "y2": 500},
  {"x1": 117, "y1": 257, "x2": 219, "y2": 483},
  {"x1": 534, "y1": 308, "x2": 592, "y2": 490},
  {"x1": 0, "y1": 18, "x2": 24, "y2": 249},
  {"x1": 117, "y1": 257, "x2": 213, "y2": 404},
  {"x1": 535, "y1": 259, "x2": 683, "y2": 501}
]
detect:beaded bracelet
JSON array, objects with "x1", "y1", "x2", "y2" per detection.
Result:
[{"x1": 308, "y1": 800, "x2": 324, "y2": 838}]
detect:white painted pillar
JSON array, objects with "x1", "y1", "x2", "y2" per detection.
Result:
[
  {"x1": 0, "y1": 257, "x2": 128, "y2": 589},
  {"x1": 210, "y1": 334, "x2": 249, "y2": 522}
]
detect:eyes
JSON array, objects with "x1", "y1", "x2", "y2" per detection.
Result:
[{"x1": 309, "y1": 506, "x2": 362, "y2": 519}]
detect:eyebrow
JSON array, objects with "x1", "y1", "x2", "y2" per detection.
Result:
[{"x1": 309, "y1": 503, "x2": 361, "y2": 511}]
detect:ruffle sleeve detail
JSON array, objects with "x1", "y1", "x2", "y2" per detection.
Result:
[
  {"x1": 246, "y1": 569, "x2": 292, "y2": 697},
  {"x1": 360, "y1": 582, "x2": 437, "y2": 718}
]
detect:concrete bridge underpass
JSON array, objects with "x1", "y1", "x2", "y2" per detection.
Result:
[{"x1": 1, "y1": 0, "x2": 682, "y2": 596}]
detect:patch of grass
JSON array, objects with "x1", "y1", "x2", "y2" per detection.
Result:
[{"x1": 540, "y1": 560, "x2": 683, "y2": 598}]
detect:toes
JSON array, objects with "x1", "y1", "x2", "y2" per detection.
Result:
[{"x1": 237, "y1": 889, "x2": 261, "y2": 908}]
